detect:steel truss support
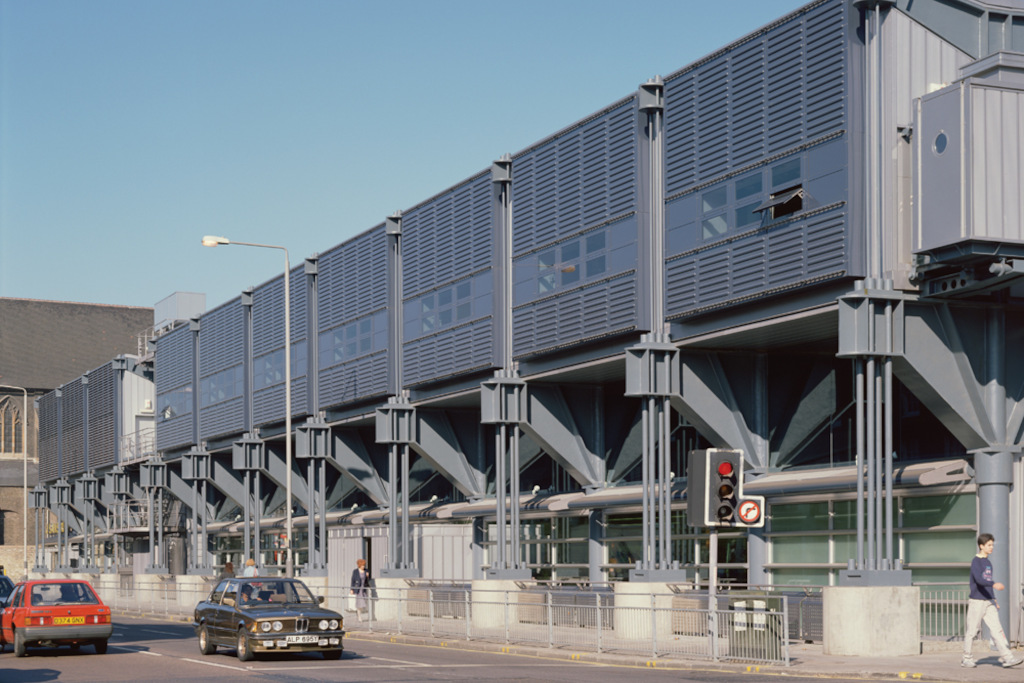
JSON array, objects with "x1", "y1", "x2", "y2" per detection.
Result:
[
  {"x1": 626, "y1": 339, "x2": 687, "y2": 582},
  {"x1": 232, "y1": 432, "x2": 267, "y2": 571},
  {"x1": 140, "y1": 459, "x2": 169, "y2": 573},
  {"x1": 29, "y1": 485, "x2": 48, "y2": 571},
  {"x1": 75, "y1": 472, "x2": 103, "y2": 573},
  {"x1": 51, "y1": 479, "x2": 78, "y2": 572},
  {"x1": 296, "y1": 416, "x2": 330, "y2": 576},
  {"x1": 181, "y1": 448, "x2": 214, "y2": 574},
  {"x1": 481, "y1": 372, "x2": 531, "y2": 579},
  {"x1": 837, "y1": 281, "x2": 910, "y2": 585},
  {"x1": 375, "y1": 397, "x2": 419, "y2": 577}
]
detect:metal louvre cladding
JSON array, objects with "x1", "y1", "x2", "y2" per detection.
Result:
[
  {"x1": 253, "y1": 267, "x2": 309, "y2": 427},
  {"x1": 87, "y1": 363, "x2": 116, "y2": 470},
  {"x1": 402, "y1": 171, "x2": 495, "y2": 386},
  {"x1": 37, "y1": 392, "x2": 59, "y2": 482},
  {"x1": 155, "y1": 322, "x2": 195, "y2": 452},
  {"x1": 62, "y1": 378, "x2": 84, "y2": 477},
  {"x1": 663, "y1": 0, "x2": 849, "y2": 318},
  {"x1": 511, "y1": 98, "x2": 639, "y2": 359},
  {"x1": 317, "y1": 226, "x2": 389, "y2": 409},
  {"x1": 198, "y1": 298, "x2": 245, "y2": 441}
]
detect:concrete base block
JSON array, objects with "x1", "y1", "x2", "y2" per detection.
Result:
[
  {"x1": 177, "y1": 574, "x2": 213, "y2": 613},
  {"x1": 823, "y1": 585, "x2": 920, "y2": 656},
  {"x1": 371, "y1": 577, "x2": 406, "y2": 621},
  {"x1": 471, "y1": 579, "x2": 527, "y2": 630},
  {"x1": 613, "y1": 581, "x2": 681, "y2": 641}
]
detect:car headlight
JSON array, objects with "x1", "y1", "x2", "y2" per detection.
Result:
[
  {"x1": 272, "y1": 621, "x2": 283, "y2": 632},
  {"x1": 260, "y1": 621, "x2": 272, "y2": 633},
  {"x1": 318, "y1": 619, "x2": 329, "y2": 631},
  {"x1": 329, "y1": 619, "x2": 339, "y2": 630}
]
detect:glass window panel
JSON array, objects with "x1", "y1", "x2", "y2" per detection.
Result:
[
  {"x1": 439, "y1": 309, "x2": 453, "y2": 326},
  {"x1": 421, "y1": 295, "x2": 435, "y2": 313},
  {"x1": 902, "y1": 494, "x2": 975, "y2": 527},
  {"x1": 772, "y1": 159, "x2": 801, "y2": 188},
  {"x1": 422, "y1": 316, "x2": 436, "y2": 334},
  {"x1": 832, "y1": 533, "x2": 857, "y2": 563},
  {"x1": 702, "y1": 186, "x2": 728, "y2": 212},
  {"x1": 538, "y1": 250, "x2": 556, "y2": 269},
  {"x1": 903, "y1": 530, "x2": 977, "y2": 564},
  {"x1": 586, "y1": 255, "x2": 605, "y2": 278},
  {"x1": 735, "y1": 173, "x2": 763, "y2": 200},
  {"x1": 438, "y1": 288, "x2": 452, "y2": 307},
  {"x1": 833, "y1": 500, "x2": 857, "y2": 531},
  {"x1": 359, "y1": 338, "x2": 370, "y2": 353},
  {"x1": 912, "y1": 568, "x2": 973, "y2": 587},
  {"x1": 345, "y1": 341, "x2": 357, "y2": 356},
  {"x1": 586, "y1": 232, "x2": 606, "y2": 253},
  {"x1": 735, "y1": 202, "x2": 761, "y2": 228},
  {"x1": 771, "y1": 502, "x2": 829, "y2": 532},
  {"x1": 702, "y1": 215, "x2": 728, "y2": 240},
  {"x1": 360, "y1": 319, "x2": 371, "y2": 334},
  {"x1": 346, "y1": 324, "x2": 357, "y2": 339},
  {"x1": 771, "y1": 568, "x2": 829, "y2": 586},
  {"x1": 539, "y1": 273, "x2": 556, "y2": 294},
  {"x1": 561, "y1": 265, "x2": 580, "y2": 286},
  {"x1": 457, "y1": 282, "x2": 471, "y2": 300},
  {"x1": 773, "y1": 536, "x2": 828, "y2": 563},
  {"x1": 561, "y1": 240, "x2": 580, "y2": 262},
  {"x1": 456, "y1": 302, "x2": 471, "y2": 320}
]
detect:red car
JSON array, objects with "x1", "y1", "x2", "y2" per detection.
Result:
[{"x1": 0, "y1": 579, "x2": 112, "y2": 656}]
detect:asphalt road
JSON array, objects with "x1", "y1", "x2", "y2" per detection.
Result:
[{"x1": 0, "y1": 615, "x2": 881, "y2": 683}]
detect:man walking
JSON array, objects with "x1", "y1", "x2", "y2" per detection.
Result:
[{"x1": 963, "y1": 533, "x2": 1023, "y2": 668}]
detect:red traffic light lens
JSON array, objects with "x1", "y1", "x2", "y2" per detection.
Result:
[{"x1": 717, "y1": 461, "x2": 734, "y2": 477}]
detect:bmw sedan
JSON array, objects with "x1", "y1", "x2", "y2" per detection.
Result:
[{"x1": 193, "y1": 577, "x2": 344, "y2": 661}]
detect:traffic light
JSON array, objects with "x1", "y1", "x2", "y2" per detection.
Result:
[{"x1": 686, "y1": 448, "x2": 765, "y2": 528}]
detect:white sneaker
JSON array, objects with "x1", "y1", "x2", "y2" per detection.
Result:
[
  {"x1": 961, "y1": 657, "x2": 977, "y2": 668},
  {"x1": 1001, "y1": 655, "x2": 1023, "y2": 668}
]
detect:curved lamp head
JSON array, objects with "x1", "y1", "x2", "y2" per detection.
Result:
[{"x1": 201, "y1": 235, "x2": 230, "y2": 247}]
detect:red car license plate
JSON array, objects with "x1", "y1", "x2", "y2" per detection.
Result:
[{"x1": 53, "y1": 616, "x2": 86, "y2": 625}]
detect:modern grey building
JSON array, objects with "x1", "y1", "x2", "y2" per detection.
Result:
[{"x1": 36, "y1": 0, "x2": 1024, "y2": 637}]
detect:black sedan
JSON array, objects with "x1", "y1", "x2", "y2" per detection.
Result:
[{"x1": 192, "y1": 577, "x2": 344, "y2": 661}]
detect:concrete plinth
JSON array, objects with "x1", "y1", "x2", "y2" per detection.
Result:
[
  {"x1": 471, "y1": 579, "x2": 527, "y2": 631},
  {"x1": 177, "y1": 574, "x2": 214, "y2": 613},
  {"x1": 371, "y1": 577, "x2": 406, "y2": 622},
  {"x1": 613, "y1": 581, "x2": 681, "y2": 641},
  {"x1": 823, "y1": 585, "x2": 920, "y2": 656}
]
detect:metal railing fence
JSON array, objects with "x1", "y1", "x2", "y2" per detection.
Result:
[{"x1": 92, "y1": 580, "x2": 790, "y2": 665}]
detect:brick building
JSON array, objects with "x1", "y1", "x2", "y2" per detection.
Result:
[{"x1": 0, "y1": 297, "x2": 153, "y2": 577}]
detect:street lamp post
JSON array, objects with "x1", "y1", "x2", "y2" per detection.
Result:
[
  {"x1": 1, "y1": 384, "x2": 29, "y2": 578},
  {"x1": 202, "y1": 235, "x2": 294, "y2": 578}
]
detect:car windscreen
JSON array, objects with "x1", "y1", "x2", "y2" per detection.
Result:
[
  {"x1": 0, "y1": 577, "x2": 13, "y2": 599},
  {"x1": 30, "y1": 582, "x2": 99, "y2": 606},
  {"x1": 240, "y1": 580, "x2": 319, "y2": 605}
]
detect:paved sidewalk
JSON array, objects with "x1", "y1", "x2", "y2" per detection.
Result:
[{"x1": 344, "y1": 629, "x2": 1024, "y2": 682}]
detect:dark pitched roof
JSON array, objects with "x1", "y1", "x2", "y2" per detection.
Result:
[{"x1": 0, "y1": 298, "x2": 153, "y2": 391}]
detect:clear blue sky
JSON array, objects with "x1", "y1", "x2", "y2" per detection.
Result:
[{"x1": 1, "y1": 0, "x2": 806, "y2": 312}]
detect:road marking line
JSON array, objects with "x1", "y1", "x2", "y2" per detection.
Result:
[
  {"x1": 180, "y1": 657, "x2": 250, "y2": 671},
  {"x1": 139, "y1": 628, "x2": 181, "y2": 636}
]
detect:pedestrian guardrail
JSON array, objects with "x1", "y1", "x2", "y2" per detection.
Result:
[{"x1": 91, "y1": 579, "x2": 791, "y2": 665}]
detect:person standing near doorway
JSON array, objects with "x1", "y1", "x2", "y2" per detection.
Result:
[
  {"x1": 242, "y1": 558, "x2": 258, "y2": 577},
  {"x1": 962, "y1": 533, "x2": 1023, "y2": 668},
  {"x1": 350, "y1": 558, "x2": 370, "y2": 621}
]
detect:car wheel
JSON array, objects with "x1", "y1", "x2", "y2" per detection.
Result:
[
  {"x1": 198, "y1": 625, "x2": 216, "y2": 655},
  {"x1": 14, "y1": 629, "x2": 26, "y2": 657},
  {"x1": 322, "y1": 648, "x2": 342, "y2": 660},
  {"x1": 94, "y1": 640, "x2": 108, "y2": 655},
  {"x1": 236, "y1": 628, "x2": 253, "y2": 662}
]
